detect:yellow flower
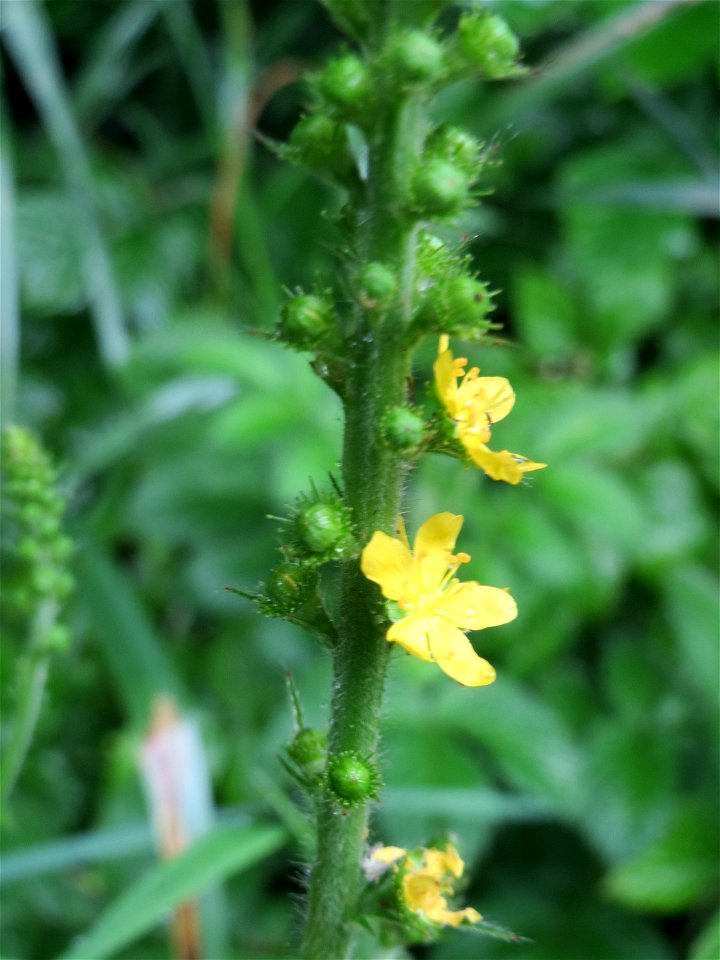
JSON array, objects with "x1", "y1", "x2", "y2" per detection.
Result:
[
  {"x1": 367, "y1": 843, "x2": 482, "y2": 927},
  {"x1": 434, "y1": 335, "x2": 547, "y2": 484},
  {"x1": 360, "y1": 512, "x2": 516, "y2": 686}
]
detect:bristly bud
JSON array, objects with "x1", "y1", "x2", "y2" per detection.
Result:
[
  {"x1": 320, "y1": 54, "x2": 371, "y2": 116},
  {"x1": 280, "y1": 292, "x2": 335, "y2": 348},
  {"x1": 284, "y1": 488, "x2": 355, "y2": 564},
  {"x1": 288, "y1": 114, "x2": 354, "y2": 182},
  {"x1": 382, "y1": 406, "x2": 426, "y2": 457},
  {"x1": 426, "y1": 125, "x2": 485, "y2": 179},
  {"x1": 326, "y1": 750, "x2": 380, "y2": 807},
  {"x1": 357, "y1": 261, "x2": 397, "y2": 310},
  {"x1": 286, "y1": 727, "x2": 327, "y2": 781},
  {"x1": 457, "y1": 13, "x2": 523, "y2": 80},
  {"x1": 266, "y1": 561, "x2": 319, "y2": 615},
  {"x1": 411, "y1": 158, "x2": 470, "y2": 218},
  {"x1": 297, "y1": 502, "x2": 350, "y2": 555},
  {"x1": 416, "y1": 273, "x2": 496, "y2": 340},
  {"x1": 384, "y1": 29, "x2": 445, "y2": 87}
]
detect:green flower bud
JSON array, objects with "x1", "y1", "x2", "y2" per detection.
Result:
[
  {"x1": 412, "y1": 158, "x2": 470, "y2": 217},
  {"x1": 281, "y1": 294, "x2": 334, "y2": 345},
  {"x1": 440, "y1": 275, "x2": 492, "y2": 324},
  {"x1": 297, "y1": 502, "x2": 348, "y2": 554},
  {"x1": 326, "y1": 750, "x2": 379, "y2": 806},
  {"x1": 357, "y1": 262, "x2": 397, "y2": 309},
  {"x1": 320, "y1": 54, "x2": 370, "y2": 111},
  {"x1": 289, "y1": 114, "x2": 352, "y2": 180},
  {"x1": 458, "y1": 13, "x2": 521, "y2": 80},
  {"x1": 386, "y1": 30, "x2": 444, "y2": 86},
  {"x1": 266, "y1": 562, "x2": 317, "y2": 613},
  {"x1": 427, "y1": 126, "x2": 483, "y2": 178},
  {"x1": 287, "y1": 727, "x2": 327, "y2": 778},
  {"x1": 383, "y1": 407, "x2": 426, "y2": 456}
]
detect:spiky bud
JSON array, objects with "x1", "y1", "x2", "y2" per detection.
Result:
[
  {"x1": 297, "y1": 502, "x2": 348, "y2": 554},
  {"x1": 386, "y1": 30, "x2": 444, "y2": 86},
  {"x1": 412, "y1": 158, "x2": 470, "y2": 217},
  {"x1": 427, "y1": 126, "x2": 484, "y2": 178},
  {"x1": 458, "y1": 13, "x2": 521, "y2": 80},
  {"x1": 382, "y1": 407, "x2": 426, "y2": 457},
  {"x1": 326, "y1": 750, "x2": 380, "y2": 807},
  {"x1": 266, "y1": 562, "x2": 318, "y2": 614},
  {"x1": 287, "y1": 727, "x2": 327, "y2": 779},
  {"x1": 288, "y1": 114, "x2": 353, "y2": 180},
  {"x1": 320, "y1": 54, "x2": 370, "y2": 113},
  {"x1": 357, "y1": 262, "x2": 397, "y2": 309},
  {"x1": 280, "y1": 293, "x2": 335, "y2": 347}
]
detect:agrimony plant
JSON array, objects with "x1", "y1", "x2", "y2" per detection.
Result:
[{"x1": 241, "y1": 2, "x2": 546, "y2": 956}]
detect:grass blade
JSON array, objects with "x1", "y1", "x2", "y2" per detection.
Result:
[
  {"x1": 2, "y1": 0, "x2": 129, "y2": 367},
  {"x1": 57, "y1": 823, "x2": 287, "y2": 960},
  {"x1": 0, "y1": 103, "x2": 19, "y2": 423}
]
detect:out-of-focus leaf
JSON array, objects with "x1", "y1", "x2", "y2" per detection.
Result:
[
  {"x1": 512, "y1": 268, "x2": 578, "y2": 361},
  {"x1": 73, "y1": 542, "x2": 184, "y2": 725},
  {"x1": 604, "y1": 801, "x2": 719, "y2": 912},
  {"x1": 690, "y1": 910, "x2": 720, "y2": 960},
  {"x1": 58, "y1": 823, "x2": 287, "y2": 960},
  {"x1": 662, "y1": 565, "x2": 719, "y2": 710}
]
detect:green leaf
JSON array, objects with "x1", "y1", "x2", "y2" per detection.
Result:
[
  {"x1": 690, "y1": 910, "x2": 720, "y2": 960},
  {"x1": 57, "y1": 823, "x2": 286, "y2": 960},
  {"x1": 662, "y1": 564, "x2": 719, "y2": 711},
  {"x1": 604, "y1": 801, "x2": 719, "y2": 912},
  {"x1": 73, "y1": 541, "x2": 185, "y2": 725}
]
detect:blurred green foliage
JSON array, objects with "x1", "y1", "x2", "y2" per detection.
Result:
[{"x1": 1, "y1": 1, "x2": 717, "y2": 958}]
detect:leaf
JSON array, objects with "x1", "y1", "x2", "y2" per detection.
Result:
[
  {"x1": 57, "y1": 823, "x2": 287, "y2": 960},
  {"x1": 73, "y1": 541, "x2": 185, "y2": 726},
  {"x1": 604, "y1": 801, "x2": 719, "y2": 913},
  {"x1": 662, "y1": 564, "x2": 719, "y2": 711},
  {"x1": 690, "y1": 910, "x2": 720, "y2": 960}
]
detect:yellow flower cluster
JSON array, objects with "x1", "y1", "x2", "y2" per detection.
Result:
[
  {"x1": 366, "y1": 843, "x2": 482, "y2": 927},
  {"x1": 434, "y1": 335, "x2": 546, "y2": 484},
  {"x1": 360, "y1": 512, "x2": 515, "y2": 686}
]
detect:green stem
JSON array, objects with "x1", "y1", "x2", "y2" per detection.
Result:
[
  {"x1": 300, "y1": 17, "x2": 427, "y2": 957},
  {"x1": 1, "y1": 599, "x2": 57, "y2": 808}
]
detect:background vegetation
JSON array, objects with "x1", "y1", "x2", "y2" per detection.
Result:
[{"x1": 1, "y1": 1, "x2": 718, "y2": 958}]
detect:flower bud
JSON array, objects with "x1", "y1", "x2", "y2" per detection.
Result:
[
  {"x1": 287, "y1": 727, "x2": 327, "y2": 779},
  {"x1": 288, "y1": 114, "x2": 353, "y2": 180},
  {"x1": 296, "y1": 501, "x2": 350, "y2": 555},
  {"x1": 320, "y1": 54, "x2": 370, "y2": 112},
  {"x1": 386, "y1": 30, "x2": 444, "y2": 86},
  {"x1": 327, "y1": 750, "x2": 379, "y2": 806},
  {"x1": 357, "y1": 262, "x2": 397, "y2": 309},
  {"x1": 440, "y1": 275, "x2": 492, "y2": 324},
  {"x1": 458, "y1": 13, "x2": 521, "y2": 80},
  {"x1": 427, "y1": 126, "x2": 483, "y2": 178},
  {"x1": 266, "y1": 562, "x2": 317, "y2": 614},
  {"x1": 280, "y1": 294, "x2": 334, "y2": 346},
  {"x1": 412, "y1": 158, "x2": 470, "y2": 217},
  {"x1": 382, "y1": 407, "x2": 426, "y2": 456}
]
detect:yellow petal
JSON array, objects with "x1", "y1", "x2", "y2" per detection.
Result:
[
  {"x1": 436, "y1": 581, "x2": 517, "y2": 630},
  {"x1": 468, "y1": 445, "x2": 547, "y2": 484},
  {"x1": 433, "y1": 343, "x2": 459, "y2": 417},
  {"x1": 427, "y1": 618, "x2": 496, "y2": 687},
  {"x1": 472, "y1": 376, "x2": 515, "y2": 423},
  {"x1": 387, "y1": 615, "x2": 434, "y2": 662},
  {"x1": 414, "y1": 512, "x2": 463, "y2": 558},
  {"x1": 423, "y1": 844, "x2": 464, "y2": 879},
  {"x1": 360, "y1": 531, "x2": 414, "y2": 601},
  {"x1": 370, "y1": 845, "x2": 406, "y2": 864},
  {"x1": 436, "y1": 906, "x2": 483, "y2": 926}
]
